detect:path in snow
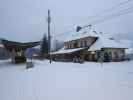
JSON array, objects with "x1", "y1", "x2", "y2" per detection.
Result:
[{"x1": 0, "y1": 60, "x2": 133, "y2": 100}]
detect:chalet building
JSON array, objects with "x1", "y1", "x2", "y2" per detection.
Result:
[{"x1": 51, "y1": 33, "x2": 127, "y2": 62}]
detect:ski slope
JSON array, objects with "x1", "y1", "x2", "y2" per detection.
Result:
[{"x1": 0, "y1": 60, "x2": 133, "y2": 100}]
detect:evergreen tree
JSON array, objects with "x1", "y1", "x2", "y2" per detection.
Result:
[{"x1": 41, "y1": 34, "x2": 48, "y2": 54}]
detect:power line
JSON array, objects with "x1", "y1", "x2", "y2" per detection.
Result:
[
  {"x1": 53, "y1": 0, "x2": 133, "y2": 37},
  {"x1": 83, "y1": 6, "x2": 133, "y2": 28},
  {"x1": 82, "y1": 0, "x2": 133, "y2": 22},
  {"x1": 53, "y1": 29, "x2": 74, "y2": 37},
  {"x1": 54, "y1": 6, "x2": 133, "y2": 37}
]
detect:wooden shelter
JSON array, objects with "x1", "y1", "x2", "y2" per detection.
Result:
[{"x1": 1, "y1": 39, "x2": 40, "y2": 63}]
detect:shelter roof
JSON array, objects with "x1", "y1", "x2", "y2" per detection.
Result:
[{"x1": 1, "y1": 39, "x2": 40, "y2": 51}]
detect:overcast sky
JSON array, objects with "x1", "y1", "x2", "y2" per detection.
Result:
[{"x1": 0, "y1": 0, "x2": 133, "y2": 42}]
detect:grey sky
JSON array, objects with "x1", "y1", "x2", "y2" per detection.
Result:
[{"x1": 0, "y1": 0, "x2": 133, "y2": 42}]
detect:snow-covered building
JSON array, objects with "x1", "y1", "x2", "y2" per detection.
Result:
[
  {"x1": 51, "y1": 34, "x2": 97, "y2": 62},
  {"x1": 51, "y1": 28, "x2": 127, "y2": 62},
  {"x1": 87, "y1": 35, "x2": 127, "y2": 61}
]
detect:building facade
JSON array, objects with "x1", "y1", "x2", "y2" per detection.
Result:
[
  {"x1": 64, "y1": 36, "x2": 97, "y2": 49},
  {"x1": 51, "y1": 35, "x2": 126, "y2": 62}
]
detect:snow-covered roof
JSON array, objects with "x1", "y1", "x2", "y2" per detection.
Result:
[
  {"x1": 51, "y1": 47, "x2": 84, "y2": 54},
  {"x1": 118, "y1": 39, "x2": 133, "y2": 48},
  {"x1": 88, "y1": 35, "x2": 127, "y2": 51},
  {"x1": 56, "y1": 27, "x2": 99, "y2": 42},
  {"x1": 56, "y1": 27, "x2": 116, "y2": 43},
  {"x1": 69, "y1": 29, "x2": 99, "y2": 41}
]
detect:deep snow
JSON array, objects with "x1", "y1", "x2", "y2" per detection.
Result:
[{"x1": 0, "y1": 60, "x2": 133, "y2": 100}]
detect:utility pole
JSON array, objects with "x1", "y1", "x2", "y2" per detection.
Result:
[{"x1": 47, "y1": 9, "x2": 52, "y2": 63}]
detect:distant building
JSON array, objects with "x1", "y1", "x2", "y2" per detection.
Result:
[
  {"x1": 125, "y1": 48, "x2": 133, "y2": 60},
  {"x1": 0, "y1": 48, "x2": 9, "y2": 60},
  {"x1": 0, "y1": 44, "x2": 9, "y2": 59},
  {"x1": 25, "y1": 46, "x2": 41, "y2": 59}
]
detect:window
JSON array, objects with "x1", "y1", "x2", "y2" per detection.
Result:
[
  {"x1": 84, "y1": 41, "x2": 87, "y2": 47},
  {"x1": 80, "y1": 41, "x2": 83, "y2": 47},
  {"x1": 69, "y1": 44, "x2": 71, "y2": 49},
  {"x1": 74, "y1": 42, "x2": 78, "y2": 48},
  {"x1": 114, "y1": 52, "x2": 119, "y2": 59},
  {"x1": 82, "y1": 41, "x2": 85, "y2": 47}
]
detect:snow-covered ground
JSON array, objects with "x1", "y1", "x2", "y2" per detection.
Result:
[{"x1": 0, "y1": 60, "x2": 133, "y2": 100}]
